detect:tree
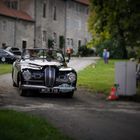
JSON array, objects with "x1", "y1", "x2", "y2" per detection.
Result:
[{"x1": 88, "y1": 0, "x2": 140, "y2": 58}]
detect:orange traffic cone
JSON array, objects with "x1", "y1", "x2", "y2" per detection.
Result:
[{"x1": 107, "y1": 86, "x2": 119, "y2": 101}]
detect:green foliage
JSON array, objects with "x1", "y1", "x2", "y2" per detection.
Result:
[
  {"x1": 78, "y1": 45, "x2": 95, "y2": 56},
  {"x1": 96, "y1": 39, "x2": 128, "y2": 59},
  {"x1": 48, "y1": 39, "x2": 54, "y2": 48},
  {"x1": 88, "y1": 0, "x2": 140, "y2": 58},
  {"x1": 127, "y1": 48, "x2": 137, "y2": 58},
  {"x1": 136, "y1": 48, "x2": 140, "y2": 58},
  {"x1": 0, "y1": 64, "x2": 12, "y2": 75},
  {"x1": 0, "y1": 109, "x2": 72, "y2": 140}
]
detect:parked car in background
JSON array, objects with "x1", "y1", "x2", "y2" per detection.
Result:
[
  {"x1": 12, "y1": 48, "x2": 77, "y2": 97},
  {"x1": 0, "y1": 49, "x2": 16, "y2": 64},
  {"x1": 6, "y1": 47, "x2": 21, "y2": 58}
]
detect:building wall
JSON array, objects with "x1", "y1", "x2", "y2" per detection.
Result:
[
  {"x1": 16, "y1": 20, "x2": 34, "y2": 49},
  {"x1": 66, "y1": 0, "x2": 90, "y2": 53},
  {"x1": 34, "y1": 0, "x2": 65, "y2": 49},
  {"x1": 0, "y1": 16, "x2": 34, "y2": 49},
  {"x1": 47, "y1": 0, "x2": 65, "y2": 49},
  {"x1": 0, "y1": 16, "x2": 15, "y2": 48}
]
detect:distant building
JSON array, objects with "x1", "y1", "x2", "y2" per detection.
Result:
[
  {"x1": 0, "y1": 0, "x2": 90, "y2": 54},
  {"x1": 0, "y1": 0, "x2": 34, "y2": 50}
]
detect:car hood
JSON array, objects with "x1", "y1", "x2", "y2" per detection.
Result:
[{"x1": 20, "y1": 59, "x2": 72, "y2": 71}]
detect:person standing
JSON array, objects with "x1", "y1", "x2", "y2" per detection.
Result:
[
  {"x1": 66, "y1": 47, "x2": 73, "y2": 60},
  {"x1": 107, "y1": 49, "x2": 110, "y2": 63},
  {"x1": 103, "y1": 49, "x2": 107, "y2": 64},
  {"x1": 103, "y1": 49, "x2": 110, "y2": 64}
]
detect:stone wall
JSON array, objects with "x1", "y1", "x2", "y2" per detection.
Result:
[{"x1": 0, "y1": 16, "x2": 34, "y2": 49}]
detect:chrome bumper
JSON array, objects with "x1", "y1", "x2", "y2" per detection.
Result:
[{"x1": 21, "y1": 84, "x2": 76, "y2": 93}]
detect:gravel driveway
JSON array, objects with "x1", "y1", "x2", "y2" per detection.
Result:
[{"x1": 0, "y1": 57, "x2": 140, "y2": 140}]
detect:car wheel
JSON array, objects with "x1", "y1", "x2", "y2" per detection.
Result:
[
  {"x1": 18, "y1": 80, "x2": 27, "y2": 96},
  {"x1": 1, "y1": 57, "x2": 6, "y2": 63},
  {"x1": 12, "y1": 70, "x2": 18, "y2": 87},
  {"x1": 13, "y1": 80, "x2": 18, "y2": 87},
  {"x1": 67, "y1": 91, "x2": 74, "y2": 98}
]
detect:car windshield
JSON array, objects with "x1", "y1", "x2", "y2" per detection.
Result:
[{"x1": 22, "y1": 49, "x2": 64, "y2": 62}]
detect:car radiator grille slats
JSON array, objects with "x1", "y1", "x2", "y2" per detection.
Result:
[{"x1": 44, "y1": 66, "x2": 56, "y2": 87}]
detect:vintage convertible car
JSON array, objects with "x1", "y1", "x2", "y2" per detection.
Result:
[{"x1": 12, "y1": 48, "x2": 77, "y2": 97}]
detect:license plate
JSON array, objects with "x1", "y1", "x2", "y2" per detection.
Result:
[{"x1": 41, "y1": 88, "x2": 59, "y2": 93}]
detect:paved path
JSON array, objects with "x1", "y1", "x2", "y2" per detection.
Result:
[{"x1": 67, "y1": 57, "x2": 99, "y2": 72}]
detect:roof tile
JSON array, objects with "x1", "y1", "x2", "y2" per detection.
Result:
[
  {"x1": 0, "y1": 1, "x2": 33, "y2": 21},
  {"x1": 74, "y1": 0, "x2": 89, "y2": 5}
]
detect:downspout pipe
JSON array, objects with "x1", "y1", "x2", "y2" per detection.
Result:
[
  {"x1": 64, "y1": 0, "x2": 67, "y2": 55},
  {"x1": 34, "y1": 0, "x2": 37, "y2": 48}
]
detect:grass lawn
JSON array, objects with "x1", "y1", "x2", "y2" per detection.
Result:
[
  {"x1": 0, "y1": 64, "x2": 12, "y2": 75},
  {"x1": 78, "y1": 59, "x2": 137, "y2": 95},
  {"x1": 0, "y1": 109, "x2": 72, "y2": 140}
]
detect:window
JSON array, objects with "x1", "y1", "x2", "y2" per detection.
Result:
[
  {"x1": 11, "y1": 1, "x2": 18, "y2": 9},
  {"x1": 71, "y1": 39, "x2": 74, "y2": 46},
  {"x1": 4, "y1": 0, "x2": 18, "y2": 10},
  {"x1": 43, "y1": 3, "x2": 46, "y2": 18},
  {"x1": 78, "y1": 40, "x2": 81, "y2": 48},
  {"x1": 53, "y1": 6, "x2": 57, "y2": 20},
  {"x1": 67, "y1": 38, "x2": 70, "y2": 46},
  {"x1": 22, "y1": 40, "x2": 27, "y2": 50},
  {"x1": 43, "y1": 31, "x2": 47, "y2": 42},
  {"x1": 53, "y1": 32, "x2": 57, "y2": 43}
]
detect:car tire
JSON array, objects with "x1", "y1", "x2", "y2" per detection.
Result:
[
  {"x1": 18, "y1": 80, "x2": 27, "y2": 96},
  {"x1": 1, "y1": 57, "x2": 6, "y2": 63},
  {"x1": 67, "y1": 91, "x2": 74, "y2": 98},
  {"x1": 12, "y1": 70, "x2": 18, "y2": 87},
  {"x1": 13, "y1": 80, "x2": 18, "y2": 87}
]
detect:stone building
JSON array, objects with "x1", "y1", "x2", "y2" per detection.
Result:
[
  {"x1": 0, "y1": 0, "x2": 90, "y2": 53},
  {"x1": 0, "y1": 0, "x2": 34, "y2": 49},
  {"x1": 66, "y1": 0, "x2": 89, "y2": 53}
]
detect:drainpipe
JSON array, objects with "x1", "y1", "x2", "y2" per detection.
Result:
[
  {"x1": 14, "y1": 17, "x2": 17, "y2": 47},
  {"x1": 34, "y1": 0, "x2": 37, "y2": 48},
  {"x1": 13, "y1": 0, "x2": 20, "y2": 48},
  {"x1": 64, "y1": 0, "x2": 67, "y2": 55}
]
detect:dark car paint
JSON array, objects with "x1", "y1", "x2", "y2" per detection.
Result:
[{"x1": 0, "y1": 49, "x2": 16, "y2": 64}]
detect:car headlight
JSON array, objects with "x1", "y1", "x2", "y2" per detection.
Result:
[
  {"x1": 22, "y1": 70, "x2": 31, "y2": 81},
  {"x1": 67, "y1": 72, "x2": 76, "y2": 83}
]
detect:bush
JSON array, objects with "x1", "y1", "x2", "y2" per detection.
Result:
[
  {"x1": 48, "y1": 39, "x2": 54, "y2": 48},
  {"x1": 78, "y1": 45, "x2": 94, "y2": 57},
  {"x1": 96, "y1": 39, "x2": 128, "y2": 59},
  {"x1": 128, "y1": 49, "x2": 137, "y2": 59}
]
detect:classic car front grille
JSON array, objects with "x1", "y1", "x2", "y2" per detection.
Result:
[
  {"x1": 44, "y1": 66, "x2": 56, "y2": 87},
  {"x1": 23, "y1": 80, "x2": 44, "y2": 86}
]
